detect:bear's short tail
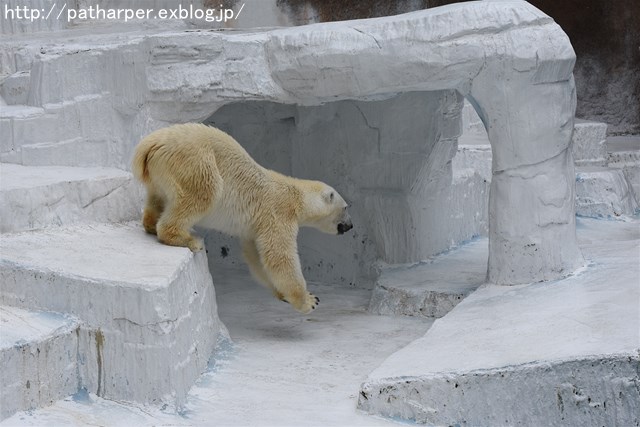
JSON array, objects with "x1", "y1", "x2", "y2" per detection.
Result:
[{"x1": 132, "y1": 136, "x2": 155, "y2": 184}]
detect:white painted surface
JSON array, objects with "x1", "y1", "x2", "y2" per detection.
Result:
[
  {"x1": 2, "y1": 218, "x2": 637, "y2": 427},
  {"x1": 0, "y1": 0, "x2": 584, "y2": 285},
  {"x1": 2, "y1": 269, "x2": 433, "y2": 426},
  {"x1": 359, "y1": 218, "x2": 640, "y2": 426},
  {"x1": 576, "y1": 166, "x2": 639, "y2": 218},
  {"x1": 0, "y1": 306, "x2": 79, "y2": 419},
  {"x1": 0, "y1": 223, "x2": 225, "y2": 409},
  {"x1": 572, "y1": 120, "x2": 608, "y2": 166},
  {"x1": 607, "y1": 136, "x2": 640, "y2": 204},
  {"x1": 0, "y1": 163, "x2": 144, "y2": 232},
  {"x1": 369, "y1": 238, "x2": 487, "y2": 318}
]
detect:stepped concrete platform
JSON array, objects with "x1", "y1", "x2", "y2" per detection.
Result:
[
  {"x1": 358, "y1": 218, "x2": 640, "y2": 426},
  {"x1": 607, "y1": 135, "x2": 640, "y2": 168},
  {"x1": 572, "y1": 120, "x2": 608, "y2": 166},
  {"x1": 0, "y1": 163, "x2": 143, "y2": 233},
  {"x1": 607, "y1": 135, "x2": 640, "y2": 203},
  {"x1": 575, "y1": 166, "x2": 639, "y2": 218},
  {"x1": 0, "y1": 223, "x2": 226, "y2": 411},
  {"x1": 0, "y1": 306, "x2": 80, "y2": 420},
  {"x1": 369, "y1": 238, "x2": 487, "y2": 318},
  {"x1": 0, "y1": 94, "x2": 122, "y2": 167}
]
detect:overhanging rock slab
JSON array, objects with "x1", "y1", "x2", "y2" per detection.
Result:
[
  {"x1": 0, "y1": 223, "x2": 226, "y2": 407},
  {"x1": 359, "y1": 219, "x2": 640, "y2": 426}
]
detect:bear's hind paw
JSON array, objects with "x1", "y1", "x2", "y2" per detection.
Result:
[{"x1": 187, "y1": 237, "x2": 205, "y2": 252}]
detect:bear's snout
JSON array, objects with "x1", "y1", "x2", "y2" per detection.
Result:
[{"x1": 337, "y1": 221, "x2": 353, "y2": 235}]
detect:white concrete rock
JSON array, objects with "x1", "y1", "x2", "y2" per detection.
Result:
[
  {"x1": 575, "y1": 166, "x2": 639, "y2": 218},
  {"x1": 0, "y1": 70, "x2": 30, "y2": 105},
  {"x1": 0, "y1": 223, "x2": 226, "y2": 409},
  {"x1": 369, "y1": 238, "x2": 487, "y2": 318},
  {"x1": 0, "y1": 306, "x2": 80, "y2": 420},
  {"x1": 0, "y1": 0, "x2": 584, "y2": 285},
  {"x1": 607, "y1": 136, "x2": 640, "y2": 169},
  {"x1": 572, "y1": 120, "x2": 608, "y2": 166},
  {"x1": 359, "y1": 218, "x2": 640, "y2": 426},
  {"x1": 606, "y1": 136, "x2": 640, "y2": 204},
  {"x1": 0, "y1": 163, "x2": 144, "y2": 233},
  {"x1": 0, "y1": 0, "x2": 71, "y2": 35}
]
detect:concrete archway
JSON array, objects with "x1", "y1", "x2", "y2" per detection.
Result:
[
  {"x1": 140, "y1": 0, "x2": 584, "y2": 284},
  {"x1": 22, "y1": 0, "x2": 584, "y2": 285}
]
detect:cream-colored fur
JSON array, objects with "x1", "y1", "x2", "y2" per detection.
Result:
[{"x1": 132, "y1": 123, "x2": 352, "y2": 314}]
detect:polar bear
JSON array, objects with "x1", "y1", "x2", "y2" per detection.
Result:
[{"x1": 132, "y1": 123, "x2": 353, "y2": 314}]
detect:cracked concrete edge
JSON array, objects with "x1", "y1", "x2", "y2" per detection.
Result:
[
  {"x1": 358, "y1": 351, "x2": 640, "y2": 427},
  {"x1": 0, "y1": 173, "x2": 144, "y2": 233},
  {"x1": 0, "y1": 307, "x2": 81, "y2": 420}
]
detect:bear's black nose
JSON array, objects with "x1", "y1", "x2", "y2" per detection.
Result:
[{"x1": 337, "y1": 222, "x2": 353, "y2": 235}]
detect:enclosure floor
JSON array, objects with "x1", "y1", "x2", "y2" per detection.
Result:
[
  {"x1": 2, "y1": 270, "x2": 432, "y2": 426},
  {"x1": 3, "y1": 217, "x2": 637, "y2": 427}
]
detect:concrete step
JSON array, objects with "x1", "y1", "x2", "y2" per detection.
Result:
[
  {"x1": 0, "y1": 70, "x2": 30, "y2": 105},
  {"x1": 359, "y1": 218, "x2": 640, "y2": 427},
  {"x1": 0, "y1": 222, "x2": 226, "y2": 408},
  {"x1": 452, "y1": 144, "x2": 491, "y2": 181},
  {"x1": 572, "y1": 120, "x2": 608, "y2": 166},
  {"x1": 19, "y1": 137, "x2": 120, "y2": 167},
  {"x1": 607, "y1": 135, "x2": 640, "y2": 167},
  {"x1": 0, "y1": 305, "x2": 80, "y2": 420},
  {"x1": 0, "y1": 95, "x2": 114, "y2": 166},
  {"x1": 369, "y1": 238, "x2": 486, "y2": 318},
  {"x1": 374, "y1": 123, "x2": 636, "y2": 321},
  {"x1": 1, "y1": 104, "x2": 60, "y2": 163},
  {"x1": 0, "y1": 0, "x2": 72, "y2": 35},
  {"x1": 0, "y1": 163, "x2": 144, "y2": 233},
  {"x1": 575, "y1": 166, "x2": 639, "y2": 218},
  {"x1": 607, "y1": 136, "x2": 640, "y2": 202}
]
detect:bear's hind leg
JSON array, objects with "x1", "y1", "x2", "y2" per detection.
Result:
[
  {"x1": 142, "y1": 191, "x2": 165, "y2": 235},
  {"x1": 155, "y1": 153, "x2": 221, "y2": 252},
  {"x1": 156, "y1": 197, "x2": 208, "y2": 252}
]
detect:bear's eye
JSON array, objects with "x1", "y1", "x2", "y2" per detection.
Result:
[{"x1": 329, "y1": 191, "x2": 334, "y2": 202}]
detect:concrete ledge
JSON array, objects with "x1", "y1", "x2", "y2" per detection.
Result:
[
  {"x1": 572, "y1": 120, "x2": 608, "y2": 166},
  {"x1": 0, "y1": 163, "x2": 144, "y2": 233},
  {"x1": 0, "y1": 306, "x2": 80, "y2": 420},
  {"x1": 606, "y1": 136, "x2": 640, "y2": 166},
  {"x1": 359, "y1": 354, "x2": 639, "y2": 426},
  {"x1": 369, "y1": 238, "x2": 486, "y2": 318},
  {"x1": 607, "y1": 136, "x2": 640, "y2": 206},
  {"x1": 359, "y1": 218, "x2": 640, "y2": 426},
  {"x1": 0, "y1": 223, "x2": 226, "y2": 407},
  {"x1": 576, "y1": 166, "x2": 639, "y2": 218}
]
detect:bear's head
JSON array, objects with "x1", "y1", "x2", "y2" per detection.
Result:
[{"x1": 301, "y1": 182, "x2": 353, "y2": 235}]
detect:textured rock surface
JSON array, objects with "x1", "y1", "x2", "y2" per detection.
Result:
[
  {"x1": 0, "y1": 223, "x2": 225, "y2": 409},
  {"x1": 369, "y1": 238, "x2": 486, "y2": 318},
  {"x1": 576, "y1": 167, "x2": 639, "y2": 218},
  {"x1": 0, "y1": 163, "x2": 144, "y2": 233},
  {"x1": 572, "y1": 120, "x2": 608, "y2": 166},
  {"x1": 359, "y1": 218, "x2": 640, "y2": 426},
  {"x1": 607, "y1": 136, "x2": 640, "y2": 204},
  {"x1": 0, "y1": 0, "x2": 584, "y2": 285},
  {"x1": 0, "y1": 306, "x2": 80, "y2": 419}
]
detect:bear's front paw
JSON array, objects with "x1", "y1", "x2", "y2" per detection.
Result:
[{"x1": 294, "y1": 292, "x2": 319, "y2": 314}]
